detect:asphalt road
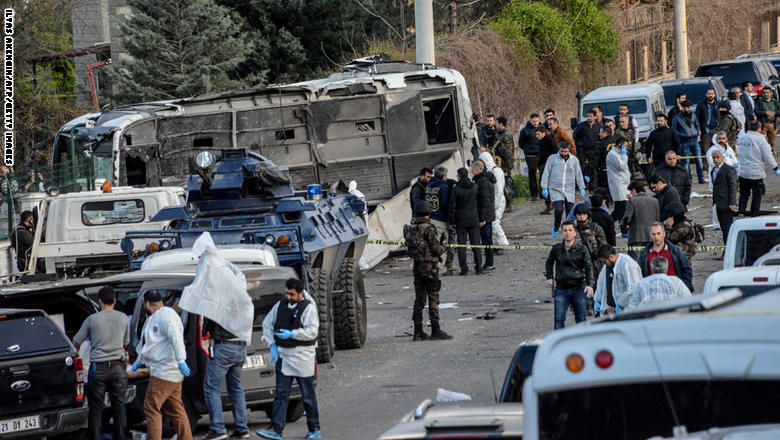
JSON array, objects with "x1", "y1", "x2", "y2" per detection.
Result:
[{"x1": 183, "y1": 167, "x2": 780, "y2": 440}]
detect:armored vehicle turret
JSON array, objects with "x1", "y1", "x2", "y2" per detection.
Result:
[{"x1": 122, "y1": 149, "x2": 369, "y2": 362}]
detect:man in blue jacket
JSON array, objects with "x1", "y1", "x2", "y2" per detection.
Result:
[{"x1": 671, "y1": 100, "x2": 705, "y2": 184}]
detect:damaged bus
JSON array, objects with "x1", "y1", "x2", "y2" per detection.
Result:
[{"x1": 45, "y1": 56, "x2": 476, "y2": 207}]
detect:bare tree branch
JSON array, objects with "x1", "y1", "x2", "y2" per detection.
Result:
[{"x1": 352, "y1": 0, "x2": 404, "y2": 42}]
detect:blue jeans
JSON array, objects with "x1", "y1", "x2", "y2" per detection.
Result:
[
  {"x1": 269, "y1": 359, "x2": 319, "y2": 434},
  {"x1": 679, "y1": 141, "x2": 704, "y2": 182},
  {"x1": 554, "y1": 289, "x2": 587, "y2": 329},
  {"x1": 204, "y1": 343, "x2": 248, "y2": 434}
]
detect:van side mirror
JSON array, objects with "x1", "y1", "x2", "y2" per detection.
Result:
[{"x1": 570, "y1": 117, "x2": 577, "y2": 130}]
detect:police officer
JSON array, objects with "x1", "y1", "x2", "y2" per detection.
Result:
[
  {"x1": 11, "y1": 210, "x2": 34, "y2": 272},
  {"x1": 257, "y1": 278, "x2": 321, "y2": 440},
  {"x1": 72, "y1": 286, "x2": 130, "y2": 440},
  {"x1": 403, "y1": 201, "x2": 452, "y2": 341}
]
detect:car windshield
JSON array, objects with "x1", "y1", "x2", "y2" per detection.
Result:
[
  {"x1": 735, "y1": 229, "x2": 780, "y2": 267},
  {"x1": 696, "y1": 62, "x2": 758, "y2": 87},
  {"x1": 662, "y1": 83, "x2": 713, "y2": 107},
  {"x1": 584, "y1": 99, "x2": 647, "y2": 116}
]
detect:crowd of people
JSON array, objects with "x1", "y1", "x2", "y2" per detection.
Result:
[
  {"x1": 528, "y1": 84, "x2": 780, "y2": 327},
  {"x1": 407, "y1": 84, "x2": 780, "y2": 330}
]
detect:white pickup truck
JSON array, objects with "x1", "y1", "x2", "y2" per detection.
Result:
[{"x1": 0, "y1": 185, "x2": 184, "y2": 278}]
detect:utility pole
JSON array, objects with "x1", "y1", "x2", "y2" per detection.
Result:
[
  {"x1": 673, "y1": 0, "x2": 689, "y2": 78},
  {"x1": 415, "y1": 0, "x2": 435, "y2": 65}
]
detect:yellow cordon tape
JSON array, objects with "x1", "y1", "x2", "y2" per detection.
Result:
[{"x1": 367, "y1": 239, "x2": 725, "y2": 252}]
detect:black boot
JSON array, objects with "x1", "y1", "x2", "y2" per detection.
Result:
[
  {"x1": 539, "y1": 204, "x2": 552, "y2": 215},
  {"x1": 413, "y1": 320, "x2": 429, "y2": 341},
  {"x1": 429, "y1": 322, "x2": 453, "y2": 340}
]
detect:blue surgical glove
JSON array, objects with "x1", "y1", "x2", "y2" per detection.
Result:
[
  {"x1": 775, "y1": 168, "x2": 780, "y2": 176},
  {"x1": 616, "y1": 304, "x2": 623, "y2": 313},
  {"x1": 131, "y1": 359, "x2": 141, "y2": 375},
  {"x1": 580, "y1": 188, "x2": 586, "y2": 198},
  {"x1": 584, "y1": 175, "x2": 590, "y2": 184},
  {"x1": 270, "y1": 344, "x2": 279, "y2": 363},
  {"x1": 620, "y1": 146, "x2": 627, "y2": 155},
  {"x1": 275, "y1": 329, "x2": 294, "y2": 340},
  {"x1": 620, "y1": 233, "x2": 628, "y2": 238},
  {"x1": 178, "y1": 361, "x2": 190, "y2": 377},
  {"x1": 594, "y1": 300, "x2": 601, "y2": 315},
  {"x1": 733, "y1": 162, "x2": 739, "y2": 169},
  {"x1": 541, "y1": 188, "x2": 548, "y2": 198}
]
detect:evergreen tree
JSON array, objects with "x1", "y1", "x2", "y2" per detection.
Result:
[{"x1": 108, "y1": 0, "x2": 250, "y2": 104}]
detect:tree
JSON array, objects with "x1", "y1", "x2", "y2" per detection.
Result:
[{"x1": 108, "y1": 0, "x2": 250, "y2": 104}]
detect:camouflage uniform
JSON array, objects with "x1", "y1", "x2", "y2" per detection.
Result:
[
  {"x1": 403, "y1": 216, "x2": 449, "y2": 340},
  {"x1": 575, "y1": 217, "x2": 608, "y2": 278},
  {"x1": 667, "y1": 219, "x2": 696, "y2": 261},
  {"x1": 492, "y1": 130, "x2": 515, "y2": 176}
]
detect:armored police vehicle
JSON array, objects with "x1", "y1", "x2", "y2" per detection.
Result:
[{"x1": 121, "y1": 149, "x2": 368, "y2": 363}]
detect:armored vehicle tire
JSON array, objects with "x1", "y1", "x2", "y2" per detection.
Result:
[
  {"x1": 309, "y1": 268, "x2": 335, "y2": 363},
  {"x1": 333, "y1": 257, "x2": 368, "y2": 349}
]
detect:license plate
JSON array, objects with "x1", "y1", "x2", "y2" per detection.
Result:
[
  {"x1": 243, "y1": 354, "x2": 265, "y2": 369},
  {"x1": 0, "y1": 415, "x2": 40, "y2": 434}
]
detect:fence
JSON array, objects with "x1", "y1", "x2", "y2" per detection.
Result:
[{"x1": 0, "y1": 156, "x2": 114, "y2": 239}]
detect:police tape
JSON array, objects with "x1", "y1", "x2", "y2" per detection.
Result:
[{"x1": 367, "y1": 239, "x2": 726, "y2": 252}]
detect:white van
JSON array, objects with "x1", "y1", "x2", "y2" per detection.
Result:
[
  {"x1": 518, "y1": 290, "x2": 780, "y2": 440},
  {"x1": 18, "y1": 186, "x2": 185, "y2": 276},
  {"x1": 722, "y1": 216, "x2": 780, "y2": 269},
  {"x1": 579, "y1": 83, "x2": 666, "y2": 142}
]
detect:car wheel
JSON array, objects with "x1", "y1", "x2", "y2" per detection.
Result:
[{"x1": 285, "y1": 399, "x2": 305, "y2": 423}]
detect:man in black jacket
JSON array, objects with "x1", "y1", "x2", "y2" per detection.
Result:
[
  {"x1": 409, "y1": 167, "x2": 433, "y2": 219},
  {"x1": 472, "y1": 160, "x2": 496, "y2": 272},
  {"x1": 652, "y1": 151, "x2": 691, "y2": 205},
  {"x1": 536, "y1": 125, "x2": 558, "y2": 214},
  {"x1": 545, "y1": 221, "x2": 594, "y2": 329},
  {"x1": 649, "y1": 174, "x2": 682, "y2": 222},
  {"x1": 645, "y1": 113, "x2": 680, "y2": 173},
  {"x1": 448, "y1": 167, "x2": 483, "y2": 275},
  {"x1": 589, "y1": 193, "x2": 616, "y2": 246},
  {"x1": 11, "y1": 210, "x2": 35, "y2": 272},
  {"x1": 573, "y1": 109, "x2": 601, "y2": 188},
  {"x1": 518, "y1": 113, "x2": 542, "y2": 200},
  {"x1": 710, "y1": 149, "x2": 738, "y2": 247}
]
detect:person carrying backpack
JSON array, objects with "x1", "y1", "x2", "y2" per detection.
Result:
[
  {"x1": 663, "y1": 201, "x2": 699, "y2": 262},
  {"x1": 718, "y1": 100, "x2": 741, "y2": 148}
]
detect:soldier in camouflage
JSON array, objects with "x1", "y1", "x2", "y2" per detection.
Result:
[
  {"x1": 663, "y1": 201, "x2": 696, "y2": 262},
  {"x1": 403, "y1": 201, "x2": 453, "y2": 341},
  {"x1": 573, "y1": 203, "x2": 608, "y2": 278}
]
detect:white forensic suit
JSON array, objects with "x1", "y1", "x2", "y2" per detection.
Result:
[
  {"x1": 480, "y1": 151, "x2": 509, "y2": 246},
  {"x1": 593, "y1": 253, "x2": 643, "y2": 313},
  {"x1": 137, "y1": 306, "x2": 187, "y2": 383},
  {"x1": 606, "y1": 146, "x2": 631, "y2": 203},
  {"x1": 627, "y1": 273, "x2": 691, "y2": 309}
]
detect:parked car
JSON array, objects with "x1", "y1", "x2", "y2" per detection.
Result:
[
  {"x1": 722, "y1": 216, "x2": 780, "y2": 270},
  {"x1": 702, "y1": 265, "x2": 780, "y2": 296},
  {"x1": 0, "y1": 308, "x2": 88, "y2": 439},
  {"x1": 737, "y1": 52, "x2": 780, "y2": 75},
  {"x1": 659, "y1": 76, "x2": 728, "y2": 114},
  {"x1": 377, "y1": 400, "x2": 524, "y2": 440},
  {"x1": 578, "y1": 83, "x2": 666, "y2": 144},
  {"x1": 106, "y1": 265, "x2": 307, "y2": 432},
  {"x1": 694, "y1": 58, "x2": 780, "y2": 98}
]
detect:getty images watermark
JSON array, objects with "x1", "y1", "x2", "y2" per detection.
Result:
[{"x1": 3, "y1": 8, "x2": 13, "y2": 166}]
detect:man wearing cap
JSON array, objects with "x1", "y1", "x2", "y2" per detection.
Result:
[
  {"x1": 131, "y1": 290, "x2": 192, "y2": 440},
  {"x1": 404, "y1": 201, "x2": 452, "y2": 341}
]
